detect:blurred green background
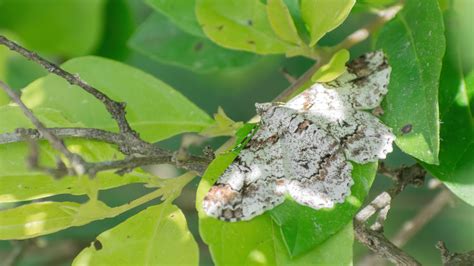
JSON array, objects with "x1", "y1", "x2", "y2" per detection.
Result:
[{"x1": 0, "y1": 0, "x2": 472, "y2": 265}]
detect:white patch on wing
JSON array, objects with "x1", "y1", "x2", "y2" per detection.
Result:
[{"x1": 203, "y1": 51, "x2": 395, "y2": 222}]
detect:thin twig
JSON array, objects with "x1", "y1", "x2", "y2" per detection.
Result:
[
  {"x1": 0, "y1": 35, "x2": 137, "y2": 138},
  {"x1": 0, "y1": 80, "x2": 87, "y2": 175},
  {"x1": 354, "y1": 222, "x2": 421, "y2": 265},
  {"x1": 354, "y1": 163, "x2": 426, "y2": 265},
  {"x1": 436, "y1": 241, "x2": 474, "y2": 266}
]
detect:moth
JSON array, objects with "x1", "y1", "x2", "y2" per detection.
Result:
[{"x1": 203, "y1": 51, "x2": 395, "y2": 222}]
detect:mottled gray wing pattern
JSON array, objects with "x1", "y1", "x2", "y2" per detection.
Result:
[
  {"x1": 203, "y1": 51, "x2": 395, "y2": 222},
  {"x1": 202, "y1": 105, "x2": 292, "y2": 221},
  {"x1": 281, "y1": 115, "x2": 354, "y2": 209}
]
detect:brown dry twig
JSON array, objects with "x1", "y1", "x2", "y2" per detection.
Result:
[
  {"x1": 436, "y1": 241, "x2": 474, "y2": 266},
  {"x1": 354, "y1": 163, "x2": 427, "y2": 266}
]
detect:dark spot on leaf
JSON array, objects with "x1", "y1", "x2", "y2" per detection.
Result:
[
  {"x1": 126, "y1": 235, "x2": 131, "y2": 239},
  {"x1": 66, "y1": 187, "x2": 72, "y2": 189},
  {"x1": 247, "y1": 19, "x2": 253, "y2": 26},
  {"x1": 170, "y1": 214, "x2": 175, "y2": 218},
  {"x1": 247, "y1": 40, "x2": 255, "y2": 45},
  {"x1": 93, "y1": 239, "x2": 103, "y2": 250},
  {"x1": 217, "y1": 25, "x2": 224, "y2": 31},
  {"x1": 401, "y1": 124, "x2": 413, "y2": 134},
  {"x1": 194, "y1": 42, "x2": 203, "y2": 52}
]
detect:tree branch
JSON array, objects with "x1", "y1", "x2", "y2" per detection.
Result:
[
  {"x1": 354, "y1": 163, "x2": 427, "y2": 265},
  {"x1": 354, "y1": 222, "x2": 421, "y2": 266},
  {"x1": 436, "y1": 241, "x2": 474, "y2": 266},
  {"x1": 0, "y1": 80, "x2": 87, "y2": 175},
  {"x1": 0, "y1": 35, "x2": 137, "y2": 138}
]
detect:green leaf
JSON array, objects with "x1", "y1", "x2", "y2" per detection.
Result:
[
  {"x1": 0, "y1": 32, "x2": 47, "y2": 91},
  {"x1": 95, "y1": 0, "x2": 135, "y2": 60},
  {"x1": 72, "y1": 203, "x2": 199, "y2": 265},
  {"x1": 376, "y1": 0, "x2": 445, "y2": 164},
  {"x1": 270, "y1": 162, "x2": 376, "y2": 256},
  {"x1": 301, "y1": 0, "x2": 355, "y2": 47},
  {"x1": 0, "y1": 106, "x2": 149, "y2": 203},
  {"x1": 420, "y1": 11, "x2": 474, "y2": 206},
  {"x1": 20, "y1": 56, "x2": 213, "y2": 142},
  {"x1": 196, "y1": 0, "x2": 292, "y2": 54},
  {"x1": 0, "y1": 201, "x2": 81, "y2": 240},
  {"x1": 0, "y1": 0, "x2": 106, "y2": 56},
  {"x1": 129, "y1": 13, "x2": 259, "y2": 73},
  {"x1": 197, "y1": 153, "x2": 354, "y2": 264},
  {"x1": 453, "y1": 0, "x2": 474, "y2": 70},
  {"x1": 146, "y1": 0, "x2": 204, "y2": 37},
  {"x1": 200, "y1": 107, "x2": 244, "y2": 137},
  {"x1": 267, "y1": 0, "x2": 302, "y2": 45},
  {"x1": 0, "y1": 200, "x2": 115, "y2": 240},
  {"x1": 0, "y1": 173, "x2": 194, "y2": 240},
  {"x1": 467, "y1": 71, "x2": 474, "y2": 115},
  {"x1": 311, "y1": 49, "x2": 350, "y2": 82}
]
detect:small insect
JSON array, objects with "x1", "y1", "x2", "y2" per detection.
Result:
[{"x1": 203, "y1": 51, "x2": 395, "y2": 222}]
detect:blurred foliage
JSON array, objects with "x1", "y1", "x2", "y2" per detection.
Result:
[{"x1": 0, "y1": 0, "x2": 473, "y2": 265}]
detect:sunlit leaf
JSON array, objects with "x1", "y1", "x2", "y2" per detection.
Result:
[
  {"x1": 196, "y1": 0, "x2": 292, "y2": 54},
  {"x1": 21, "y1": 56, "x2": 213, "y2": 142},
  {"x1": 376, "y1": 0, "x2": 445, "y2": 164},
  {"x1": 311, "y1": 49, "x2": 350, "y2": 82},
  {"x1": 267, "y1": 0, "x2": 302, "y2": 45},
  {"x1": 200, "y1": 107, "x2": 243, "y2": 137},
  {"x1": 301, "y1": 0, "x2": 355, "y2": 47},
  {"x1": 0, "y1": 106, "x2": 149, "y2": 203},
  {"x1": 72, "y1": 203, "x2": 198, "y2": 265}
]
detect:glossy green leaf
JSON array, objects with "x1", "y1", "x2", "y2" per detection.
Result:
[
  {"x1": 376, "y1": 0, "x2": 445, "y2": 164},
  {"x1": 196, "y1": 0, "x2": 292, "y2": 54},
  {"x1": 0, "y1": 0, "x2": 106, "y2": 56},
  {"x1": 311, "y1": 49, "x2": 350, "y2": 82},
  {"x1": 129, "y1": 13, "x2": 259, "y2": 73},
  {"x1": 421, "y1": 12, "x2": 474, "y2": 206},
  {"x1": 267, "y1": 0, "x2": 302, "y2": 45},
  {"x1": 301, "y1": 0, "x2": 355, "y2": 46},
  {"x1": 0, "y1": 106, "x2": 149, "y2": 203},
  {"x1": 146, "y1": 0, "x2": 204, "y2": 37},
  {"x1": 197, "y1": 152, "x2": 354, "y2": 264},
  {"x1": 73, "y1": 203, "x2": 199, "y2": 265},
  {"x1": 20, "y1": 56, "x2": 213, "y2": 142},
  {"x1": 270, "y1": 162, "x2": 376, "y2": 256}
]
